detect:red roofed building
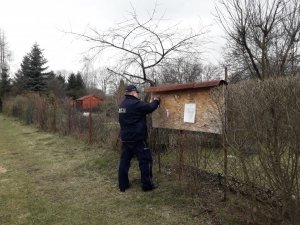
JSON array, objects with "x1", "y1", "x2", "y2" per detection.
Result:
[{"x1": 76, "y1": 95, "x2": 104, "y2": 109}]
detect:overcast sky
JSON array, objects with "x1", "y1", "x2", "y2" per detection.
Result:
[{"x1": 0, "y1": 0, "x2": 225, "y2": 75}]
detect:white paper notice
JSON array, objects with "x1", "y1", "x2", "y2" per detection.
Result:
[{"x1": 184, "y1": 103, "x2": 196, "y2": 123}]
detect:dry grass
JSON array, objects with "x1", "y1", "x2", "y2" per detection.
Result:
[
  {"x1": 0, "y1": 114, "x2": 213, "y2": 225},
  {"x1": 1, "y1": 113, "x2": 293, "y2": 225}
]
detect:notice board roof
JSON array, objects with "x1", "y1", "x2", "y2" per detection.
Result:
[{"x1": 145, "y1": 80, "x2": 227, "y2": 93}]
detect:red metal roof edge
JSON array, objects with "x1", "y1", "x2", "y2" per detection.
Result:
[
  {"x1": 76, "y1": 95, "x2": 104, "y2": 101},
  {"x1": 144, "y1": 80, "x2": 227, "y2": 93}
]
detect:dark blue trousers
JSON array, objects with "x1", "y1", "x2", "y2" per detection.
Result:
[{"x1": 118, "y1": 140, "x2": 154, "y2": 190}]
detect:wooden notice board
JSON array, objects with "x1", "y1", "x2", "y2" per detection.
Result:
[{"x1": 145, "y1": 80, "x2": 227, "y2": 134}]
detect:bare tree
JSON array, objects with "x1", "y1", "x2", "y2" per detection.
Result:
[
  {"x1": 215, "y1": 0, "x2": 300, "y2": 81},
  {"x1": 96, "y1": 68, "x2": 110, "y2": 95},
  {"x1": 156, "y1": 57, "x2": 222, "y2": 84},
  {"x1": 202, "y1": 63, "x2": 223, "y2": 81},
  {"x1": 81, "y1": 57, "x2": 98, "y2": 89},
  {"x1": 0, "y1": 29, "x2": 12, "y2": 71},
  {"x1": 67, "y1": 5, "x2": 206, "y2": 86},
  {"x1": 157, "y1": 57, "x2": 202, "y2": 84}
]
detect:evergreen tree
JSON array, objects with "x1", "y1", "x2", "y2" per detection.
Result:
[
  {"x1": 0, "y1": 66, "x2": 11, "y2": 97},
  {"x1": 66, "y1": 72, "x2": 86, "y2": 99},
  {"x1": 75, "y1": 72, "x2": 85, "y2": 90},
  {"x1": 47, "y1": 71, "x2": 56, "y2": 80},
  {"x1": 67, "y1": 73, "x2": 77, "y2": 91},
  {"x1": 20, "y1": 55, "x2": 30, "y2": 78},
  {"x1": 19, "y1": 43, "x2": 49, "y2": 92},
  {"x1": 47, "y1": 72, "x2": 66, "y2": 98},
  {"x1": 11, "y1": 69, "x2": 26, "y2": 95},
  {"x1": 56, "y1": 74, "x2": 66, "y2": 85}
]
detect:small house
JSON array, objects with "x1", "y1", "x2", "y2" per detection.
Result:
[{"x1": 76, "y1": 95, "x2": 104, "y2": 109}]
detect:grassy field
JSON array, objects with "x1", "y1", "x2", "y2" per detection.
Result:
[{"x1": 0, "y1": 114, "x2": 216, "y2": 225}]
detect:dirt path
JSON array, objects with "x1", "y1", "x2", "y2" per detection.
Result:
[{"x1": 0, "y1": 114, "x2": 209, "y2": 225}]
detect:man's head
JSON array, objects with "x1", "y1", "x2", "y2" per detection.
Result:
[{"x1": 125, "y1": 85, "x2": 139, "y2": 97}]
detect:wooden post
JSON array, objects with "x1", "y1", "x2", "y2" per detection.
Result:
[
  {"x1": 157, "y1": 128, "x2": 161, "y2": 173},
  {"x1": 89, "y1": 98, "x2": 92, "y2": 144},
  {"x1": 223, "y1": 66, "x2": 228, "y2": 201},
  {"x1": 68, "y1": 99, "x2": 72, "y2": 134},
  {"x1": 178, "y1": 129, "x2": 184, "y2": 183},
  {"x1": 157, "y1": 146, "x2": 161, "y2": 173}
]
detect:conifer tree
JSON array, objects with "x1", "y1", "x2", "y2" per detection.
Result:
[
  {"x1": 67, "y1": 73, "x2": 77, "y2": 91},
  {"x1": 11, "y1": 69, "x2": 26, "y2": 95},
  {"x1": 0, "y1": 66, "x2": 10, "y2": 97},
  {"x1": 19, "y1": 43, "x2": 49, "y2": 92},
  {"x1": 66, "y1": 72, "x2": 86, "y2": 99}
]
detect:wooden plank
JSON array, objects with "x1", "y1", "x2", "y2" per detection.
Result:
[{"x1": 151, "y1": 89, "x2": 223, "y2": 134}]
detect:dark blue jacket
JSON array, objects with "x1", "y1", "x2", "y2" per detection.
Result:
[{"x1": 119, "y1": 95, "x2": 160, "y2": 142}]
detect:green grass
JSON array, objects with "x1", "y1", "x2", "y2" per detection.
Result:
[{"x1": 0, "y1": 114, "x2": 211, "y2": 225}]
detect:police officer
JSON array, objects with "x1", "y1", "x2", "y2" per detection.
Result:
[{"x1": 118, "y1": 84, "x2": 160, "y2": 192}]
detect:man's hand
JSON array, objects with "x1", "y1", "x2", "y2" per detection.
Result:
[{"x1": 153, "y1": 96, "x2": 161, "y2": 103}]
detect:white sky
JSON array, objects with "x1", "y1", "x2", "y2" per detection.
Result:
[{"x1": 0, "y1": 0, "x2": 225, "y2": 76}]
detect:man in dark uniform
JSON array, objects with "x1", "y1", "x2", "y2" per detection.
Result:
[{"x1": 118, "y1": 84, "x2": 160, "y2": 192}]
